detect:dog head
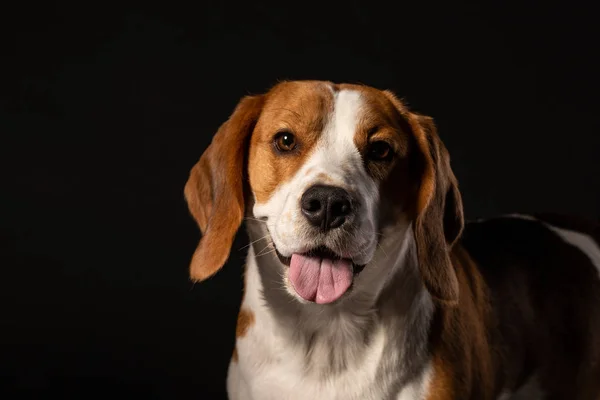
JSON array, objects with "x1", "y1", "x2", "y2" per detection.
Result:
[{"x1": 185, "y1": 81, "x2": 463, "y2": 305}]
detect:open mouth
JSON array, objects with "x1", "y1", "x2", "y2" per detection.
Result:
[
  {"x1": 274, "y1": 245, "x2": 366, "y2": 305},
  {"x1": 275, "y1": 246, "x2": 365, "y2": 274}
]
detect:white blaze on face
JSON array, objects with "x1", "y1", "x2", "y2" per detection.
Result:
[{"x1": 252, "y1": 88, "x2": 380, "y2": 266}]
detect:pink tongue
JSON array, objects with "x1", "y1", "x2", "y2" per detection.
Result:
[{"x1": 289, "y1": 254, "x2": 353, "y2": 304}]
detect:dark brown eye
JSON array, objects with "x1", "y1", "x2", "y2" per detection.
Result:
[
  {"x1": 368, "y1": 141, "x2": 393, "y2": 161},
  {"x1": 274, "y1": 131, "x2": 297, "y2": 152}
]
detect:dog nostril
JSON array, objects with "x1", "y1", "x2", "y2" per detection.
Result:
[
  {"x1": 331, "y1": 200, "x2": 351, "y2": 217},
  {"x1": 340, "y1": 201, "x2": 350, "y2": 215},
  {"x1": 306, "y1": 199, "x2": 321, "y2": 212}
]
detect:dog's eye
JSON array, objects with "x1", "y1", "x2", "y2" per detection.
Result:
[
  {"x1": 274, "y1": 131, "x2": 297, "y2": 152},
  {"x1": 367, "y1": 141, "x2": 393, "y2": 161}
]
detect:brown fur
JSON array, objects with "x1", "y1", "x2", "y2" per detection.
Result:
[
  {"x1": 427, "y1": 355, "x2": 455, "y2": 400},
  {"x1": 236, "y1": 308, "x2": 255, "y2": 338},
  {"x1": 248, "y1": 81, "x2": 335, "y2": 203},
  {"x1": 426, "y1": 216, "x2": 600, "y2": 399},
  {"x1": 233, "y1": 307, "x2": 255, "y2": 364},
  {"x1": 381, "y1": 90, "x2": 464, "y2": 304},
  {"x1": 463, "y1": 215, "x2": 600, "y2": 399},
  {"x1": 339, "y1": 84, "x2": 413, "y2": 184},
  {"x1": 426, "y1": 245, "x2": 494, "y2": 399}
]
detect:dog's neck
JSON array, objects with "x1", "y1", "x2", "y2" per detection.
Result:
[{"x1": 242, "y1": 219, "x2": 435, "y2": 378}]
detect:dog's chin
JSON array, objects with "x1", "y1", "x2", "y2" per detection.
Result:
[{"x1": 273, "y1": 245, "x2": 366, "y2": 305}]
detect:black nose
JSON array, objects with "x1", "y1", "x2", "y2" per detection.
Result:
[{"x1": 300, "y1": 185, "x2": 355, "y2": 231}]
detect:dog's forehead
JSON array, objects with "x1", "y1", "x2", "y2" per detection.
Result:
[
  {"x1": 264, "y1": 80, "x2": 336, "y2": 110},
  {"x1": 260, "y1": 81, "x2": 398, "y2": 124},
  {"x1": 248, "y1": 81, "x2": 403, "y2": 204}
]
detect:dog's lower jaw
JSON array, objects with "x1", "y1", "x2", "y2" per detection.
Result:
[{"x1": 246, "y1": 218, "x2": 416, "y2": 313}]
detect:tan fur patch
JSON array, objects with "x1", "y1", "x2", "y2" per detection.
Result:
[
  {"x1": 426, "y1": 356, "x2": 454, "y2": 400},
  {"x1": 248, "y1": 81, "x2": 336, "y2": 204},
  {"x1": 339, "y1": 84, "x2": 411, "y2": 155},
  {"x1": 236, "y1": 308, "x2": 255, "y2": 338},
  {"x1": 314, "y1": 172, "x2": 336, "y2": 185}
]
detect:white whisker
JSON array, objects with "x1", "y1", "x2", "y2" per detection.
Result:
[
  {"x1": 239, "y1": 234, "x2": 271, "y2": 251},
  {"x1": 376, "y1": 241, "x2": 389, "y2": 259},
  {"x1": 257, "y1": 249, "x2": 277, "y2": 258},
  {"x1": 244, "y1": 217, "x2": 268, "y2": 223},
  {"x1": 256, "y1": 243, "x2": 276, "y2": 257}
]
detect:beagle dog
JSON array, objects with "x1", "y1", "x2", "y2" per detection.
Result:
[{"x1": 184, "y1": 81, "x2": 600, "y2": 400}]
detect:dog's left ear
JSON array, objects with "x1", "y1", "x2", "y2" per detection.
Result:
[
  {"x1": 409, "y1": 112, "x2": 464, "y2": 304},
  {"x1": 184, "y1": 95, "x2": 265, "y2": 282},
  {"x1": 383, "y1": 91, "x2": 464, "y2": 305}
]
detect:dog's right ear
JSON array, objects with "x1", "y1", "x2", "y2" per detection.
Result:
[{"x1": 184, "y1": 95, "x2": 265, "y2": 282}]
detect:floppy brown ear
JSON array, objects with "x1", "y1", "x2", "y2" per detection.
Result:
[
  {"x1": 184, "y1": 95, "x2": 265, "y2": 282},
  {"x1": 409, "y1": 113, "x2": 464, "y2": 304},
  {"x1": 382, "y1": 91, "x2": 464, "y2": 304}
]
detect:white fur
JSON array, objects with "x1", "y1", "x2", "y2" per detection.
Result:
[
  {"x1": 545, "y1": 225, "x2": 600, "y2": 278},
  {"x1": 228, "y1": 245, "x2": 434, "y2": 400},
  {"x1": 228, "y1": 87, "x2": 435, "y2": 399},
  {"x1": 396, "y1": 362, "x2": 433, "y2": 400},
  {"x1": 497, "y1": 374, "x2": 544, "y2": 400},
  {"x1": 500, "y1": 213, "x2": 537, "y2": 222},
  {"x1": 497, "y1": 391, "x2": 511, "y2": 400},
  {"x1": 502, "y1": 214, "x2": 600, "y2": 278}
]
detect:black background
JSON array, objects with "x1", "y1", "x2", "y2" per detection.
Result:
[{"x1": 1, "y1": 1, "x2": 599, "y2": 398}]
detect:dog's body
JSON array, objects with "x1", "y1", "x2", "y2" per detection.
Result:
[
  {"x1": 184, "y1": 81, "x2": 600, "y2": 399},
  {"x1": 227, "y1": 214, "x2": 600, "y2": 400}
]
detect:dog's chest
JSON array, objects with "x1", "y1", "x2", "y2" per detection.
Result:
[{"x1": 229, "y1": 315, "x2": 431, "y2": 400}]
